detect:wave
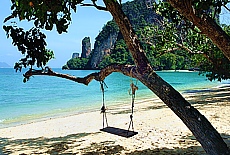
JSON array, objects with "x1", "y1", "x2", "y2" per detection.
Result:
[{"x1": 0, "y1": 119, "x2": 5, "y2": 123}]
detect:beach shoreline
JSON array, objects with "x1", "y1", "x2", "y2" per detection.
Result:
[
  {"x1": 0, "y1": 84, "x2": 229, "y2": 154},
  {"x1": 0, "y1": 69, "x2": 226, "y2": 130},
  {"x1": 1, "y1": 81, "x2": 228, "y2": 130}
]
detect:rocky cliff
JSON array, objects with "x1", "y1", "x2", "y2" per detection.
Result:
[
  {"x1": 81, "y1": 37, "x2": 91, "y2": 58},
  {"x1": 63, "y1": 0, "x2": 160, "y2": 69},
  {"x1": 88, "y1": 0, "x2": 161, "y2": 68},
  {"x1": 90, "y1": 31, "x2": 118, "y2": 68},
  {"x1": 89, "y1": 20, "x2": 119, "y2": 68}
]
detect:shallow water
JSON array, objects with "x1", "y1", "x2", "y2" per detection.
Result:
[{"x1": 0, "y1": 68, "x2": 228, "y2": 128}]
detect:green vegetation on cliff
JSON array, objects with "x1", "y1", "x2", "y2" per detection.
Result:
[
  {"x1": 98, "y1": 34, "x2": 134, "y2": 69},
  {"x1": 63, "y1": 0, "x2": 229, "y2": 81},
  {"x1": 95, "y1": 1, "x2": 190, "y2": 71},
  {"x1": 94, "y1": 20, "x2": 119, "y2": 47},
  {"x1": 91, "y1": 0, "x2": 196, "y2": 71},
  {"x1": 97, "y1": 0, "x2": 229, "y2": 81},
  {"x1": 65, "y1": 58, "x2": 89, "y2": 70}
]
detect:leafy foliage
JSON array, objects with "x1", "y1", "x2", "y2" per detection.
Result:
[
  {"x1": 3, "y1": 25, "x2": 54, "y2": 71},
  {"x1": 96, "y1": 0, "x2": 230, "y2": 81},
  {"x1": 157, "y1": 1, "x2": 230, "y2": 81},
  {"x1": 153, "y1": 0, "x2": 229, "y2": 24},
  {"x1": 91, "y1": 0, "x2": 161, "y2": 69},
  {"x1": 3, "y1": 0, "x2": 84, "y2": 72},
  {"x1": 95, "y1": 1, "x2": 190, "y2": 71},
  {"x1": 6, "y1": 0, "x2": 81, "y2": 33},
  {"x1": 138, "y1": 5, "x2": 230, "y2": 81}
]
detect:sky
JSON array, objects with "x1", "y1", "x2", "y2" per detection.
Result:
[
  {"x1": 0, "y1": 0, "x2": 118, "y2": 67},
  {"x1": 0, "y1": 0, "x2": 230, "y2": 68}
]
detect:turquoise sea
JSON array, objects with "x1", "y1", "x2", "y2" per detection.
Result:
[{"x1": 0, "y1": 68, "x2": 229, "y2": 129}]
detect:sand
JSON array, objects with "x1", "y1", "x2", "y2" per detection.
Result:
[{"x1": 0, "y1": 85, "x2": 229, "y2": 154}]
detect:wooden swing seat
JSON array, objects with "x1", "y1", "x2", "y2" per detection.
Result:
[{"x1": 100, "y1": 126, "x2": 138, "y2": 138}]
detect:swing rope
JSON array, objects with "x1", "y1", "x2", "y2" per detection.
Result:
[
  {"x1": 127, "y1": 81, "x2": 138, "y2": 132},
  {"x1": 100, "y1": 80, "x2": 108, "y2": 128},
  {"x1": 99, "y1": 80, "x2": 138, "y2": 137}
]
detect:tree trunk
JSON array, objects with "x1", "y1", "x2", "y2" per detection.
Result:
[
  {"x1": 103, "y1": 0, "x2": 229, "y2": 154},
  {"x1": 167, "y1": 0, "x2": 230, "y2": 61}
]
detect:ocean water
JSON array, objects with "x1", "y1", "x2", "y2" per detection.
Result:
[{"x1": 0, "y1": 68, "x2": 228, "y2": 128}]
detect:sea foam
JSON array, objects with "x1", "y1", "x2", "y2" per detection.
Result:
[{"x1": 0, "y1": 119, "x2": 5, "y2": 123}]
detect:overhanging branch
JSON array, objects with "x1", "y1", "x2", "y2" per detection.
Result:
[
  {"x1": 167, "y1": 0, "x2": 230, "y2": 60},
  {"x1": 80, "y1": 1, "x2": 107, "y2": 11},
  {"x1": 23, "y1": 64, "x2": 138, "y2": 85},
  {"x1": 223, "y1": 5, "x2": 230, "y2": 12}
]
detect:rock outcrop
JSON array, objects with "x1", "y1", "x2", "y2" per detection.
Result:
[
  {"x1": 63, "y1": 0, "x2": 161, "y2": 69},
  {"x1": 88, "y1": 0, "x2": 161, "y2": 68},
  {"x1": 90, "y1": 32, "x2": 118, "y2": 68},
  {"x1": 81, "y1": 37, "x2": 91, "y2": 58},
  {"x1": 88, "y1": 19, "x2": 119, "y2": 68}
]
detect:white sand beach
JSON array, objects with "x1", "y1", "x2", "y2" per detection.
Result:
[{"x1": 0, "y1": 85, "x2": 229, "y2": 154}]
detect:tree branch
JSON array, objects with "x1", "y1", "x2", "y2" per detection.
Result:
[
  {"x1": 145, "y1": 41, "x2": 213, "y2": 62},
  {"x1": 4, "y1": 14, "x2": 16, "y2": 23},
  {"x1": 175, "y1": 43, "x2": 199, "y2": 54},
  {"x1": 167, "y1": 0, "x2": 230, "y2": 60},
  {"x1": 23, "y1": 64, "x2": 137, "y2": 85},
  {"x1": 80, "y1": 1, "x2": 107, "y2": 11},
  {"x1": 223, "y1": 5, "x2": 230, "y2": 12}
]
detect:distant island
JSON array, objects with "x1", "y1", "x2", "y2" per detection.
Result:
[{"x1": 0, "y1": 62, "x2": 11, "y2": 68}]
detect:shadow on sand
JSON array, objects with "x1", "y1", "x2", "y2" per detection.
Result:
[
  {"x1": 0, "y1": 133, "x2": 93, "y2": 154},
  {"x1": 130, "y1": 85, "x2": 229, "y2": 111},
  {"x1": 0, "y1": 133, "x2": 229, "y2": 154},
  {"x1": 139, "y1": 85, "x2": 230, "y2": 109},
  {"x1": 185, "y1": 86, "x2": 230, "y2": 108}
]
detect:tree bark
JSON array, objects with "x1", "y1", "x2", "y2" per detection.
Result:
[
  {"x1": 167, "y1": 0, "x2": 230, "y2": 61},
  {"x1": 103, "y1": 0, "x2": 229, "y2": 154}
]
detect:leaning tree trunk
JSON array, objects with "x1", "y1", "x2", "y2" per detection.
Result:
[
  {"x1": 167, "y1": 0, "x2": 230, "y2": 61},
  {"x1": 103, "y1": 0, "x2": 229, "y2": 154}
]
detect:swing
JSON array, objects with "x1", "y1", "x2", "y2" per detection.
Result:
[{"x1": 99, "y1": 80, "x2": 138, "y2": 138}]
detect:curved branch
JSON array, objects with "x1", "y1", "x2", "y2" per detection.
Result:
[
  {"x1": 92, "y1": 0, "x2": 107, "y2": 11},
  {"x1": 80, "y1": 1, "x2": 107, "y2": 11},
  {"x1": 223, "y1": 5, "x2": 230, "y2": 12},
  {"x1": 145, "y1": 40, "x2": 213, "y2": 63},
  {"x1": 24, "y1": 64, "x2": 137, "y2": 85},
  {"x1": 175, "y1": 43, "x2": 201, "y2": 54},
  {"x1": 4, "y1": 15, "x2": 16, "y2": 23},
  {"x1": 167, "y1": 0, "x2": 230, "y2": 60}
]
